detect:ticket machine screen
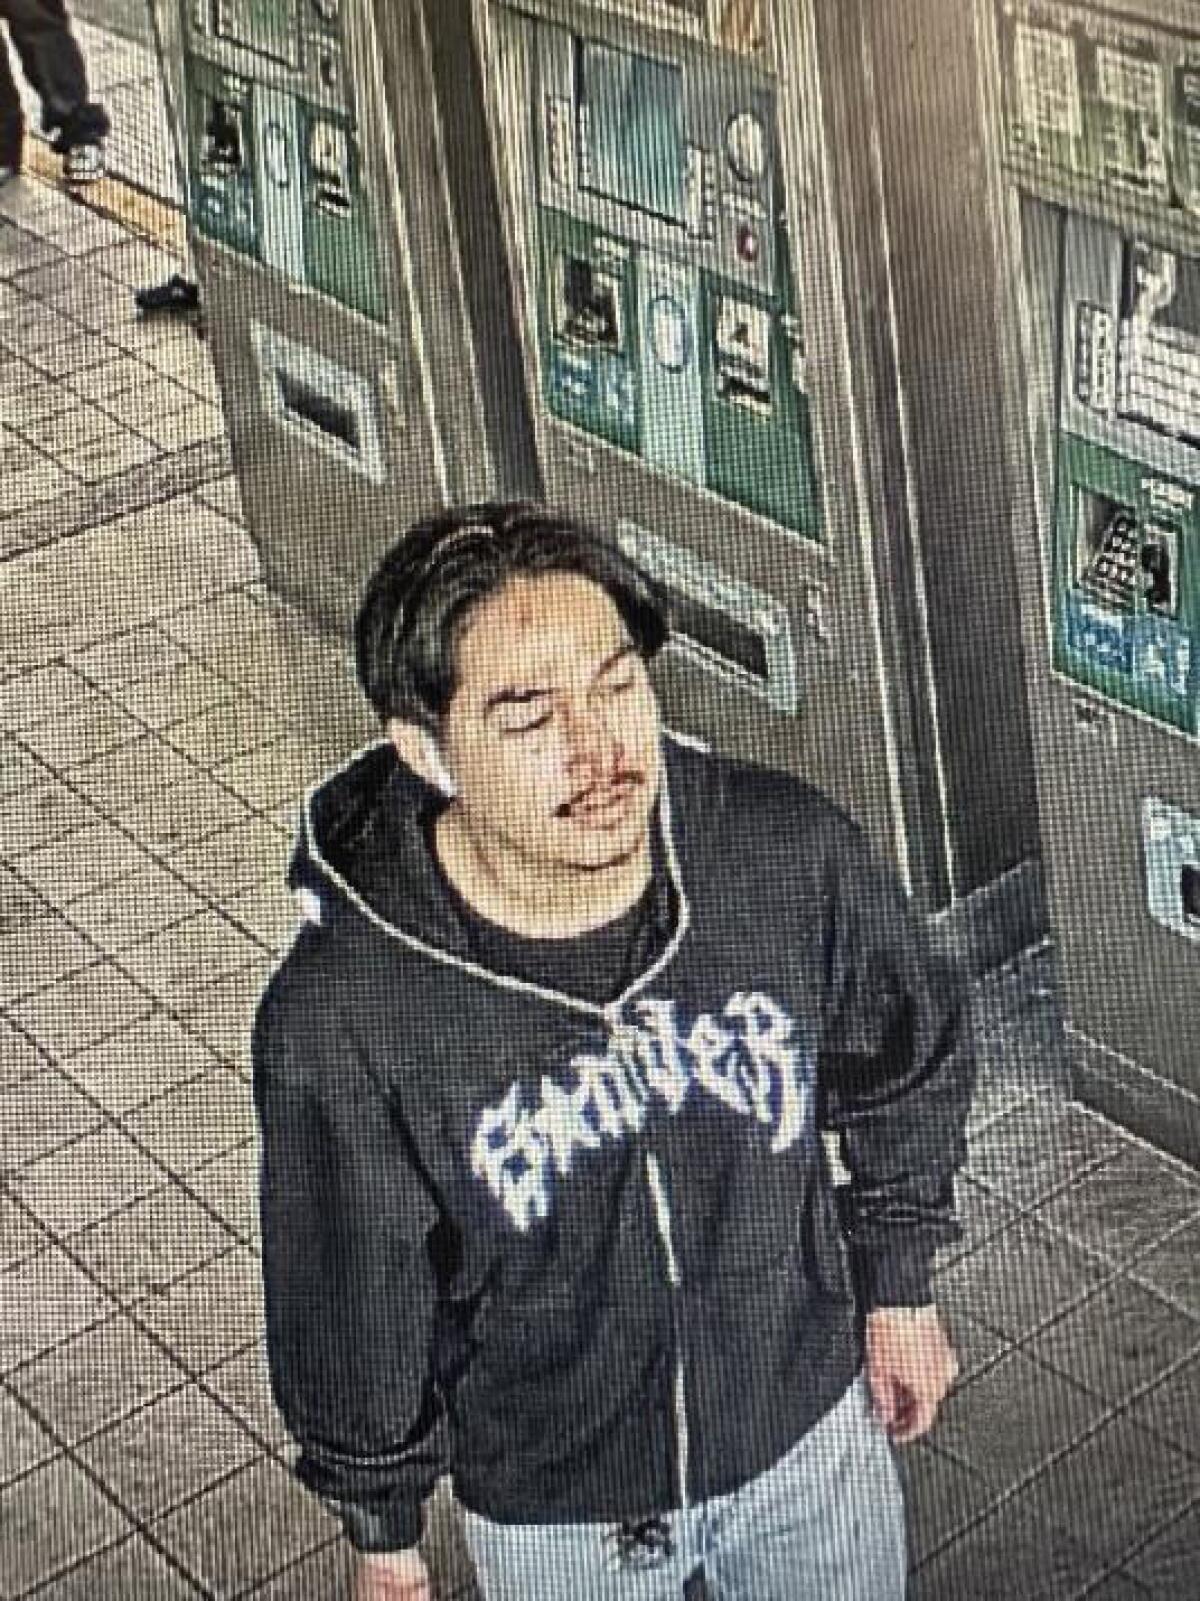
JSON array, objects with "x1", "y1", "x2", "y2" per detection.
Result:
[{"x1": 579, "y1": 42, "x2": 686, "y2": 224}]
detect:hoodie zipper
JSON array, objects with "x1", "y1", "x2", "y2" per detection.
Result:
[{"x1": 644, "y1": 1149, "x2": 691, "y2": 1513}]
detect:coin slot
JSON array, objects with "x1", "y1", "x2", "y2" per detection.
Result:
[{"x1": 275, "y1": 368, "x2": 362, "y2": 456}]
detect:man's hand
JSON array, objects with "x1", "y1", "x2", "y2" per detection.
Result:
[
  {"x1": 353, "y1": 1549, "x2": 432, "y2": 1601},
  {"x1": 864, "y1": 1305, "x2": 958, "y2": 1444}
]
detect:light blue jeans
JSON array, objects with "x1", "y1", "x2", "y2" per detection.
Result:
[{"x1": 462, "y1": 1378, "x2": 908, "y2": 1600}]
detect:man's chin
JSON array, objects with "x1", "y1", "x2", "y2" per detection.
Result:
[{"x1": 552, "y1": 812, "x2": 651, "y2": 870}]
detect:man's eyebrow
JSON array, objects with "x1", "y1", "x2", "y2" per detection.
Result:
[{"x1": 482, "y1": 645, "x2": 637, "y2": 717}]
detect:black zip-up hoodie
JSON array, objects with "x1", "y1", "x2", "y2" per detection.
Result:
[{"x1": 252, "y1": 735, "x2": 976, "y2": 1553}]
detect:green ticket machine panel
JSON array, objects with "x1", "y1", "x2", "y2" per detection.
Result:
[
  {"x1": 183, "y1": 0, "x2": 385, "y2": 320},
  {"x1": 525, "y1": 15, "x2": 819, "y2": 540}
]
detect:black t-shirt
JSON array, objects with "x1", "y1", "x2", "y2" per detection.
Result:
[{"x1": 424, "y1": 814, "x2": 660, "y2": 1005}]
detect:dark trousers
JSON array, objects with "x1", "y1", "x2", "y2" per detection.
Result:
[{"x1": 0, "y1": 0, "x2": 107, "y2": 165}]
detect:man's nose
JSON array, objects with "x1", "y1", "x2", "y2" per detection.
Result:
[{"x1": 564, "y1": 699, "x2": 618, "y2": 769}]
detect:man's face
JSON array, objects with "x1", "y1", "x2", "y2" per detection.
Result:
[{"x1": 439, "y1": 572, "x2": 663, "y2": 874}]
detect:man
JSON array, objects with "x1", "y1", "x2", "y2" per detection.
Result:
[
  {"x1": 0, "y1": 0, "x2": 109, "y2": 185},
  {"x1": 253, "y1": 502, "x2": 975, "y2": 1600}
]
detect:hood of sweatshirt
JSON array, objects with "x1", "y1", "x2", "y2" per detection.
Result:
[{"x1": 285, "y1": 736, "x2": 701, "y2": 1008}]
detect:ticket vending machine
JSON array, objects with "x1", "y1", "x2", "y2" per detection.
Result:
[
  {"x1": 461, "y1": 0, "x2": 1045, "y2": 959},
  {"x1": 151, "y1": 0, "x2": 542, "y2": 633},
  {"x1": 977, "y1": 0, "x2": 1200, "y2": 1161}
]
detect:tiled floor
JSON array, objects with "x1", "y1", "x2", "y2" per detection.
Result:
[{"x1": 2, "y1": 39, "x2": 1200, "y2": 1601}]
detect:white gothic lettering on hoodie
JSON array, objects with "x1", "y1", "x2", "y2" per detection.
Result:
[{"x1": 469, "y1": 992, "x2": 814, "y2": 1232}]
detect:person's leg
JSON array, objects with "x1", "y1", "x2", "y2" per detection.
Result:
[
  {"x1": 0, "y1": 28, "x2": 26, "y2": 174},
  {"x1": 1, "y1": 0, "x2": 107, "y2": 151},
  {"x1": 701, "y1": 1378, "x2": 909, "y2": 1601},
  {"x1": 462, "y1": 1509, "x2": 700, "y2": 1601}
]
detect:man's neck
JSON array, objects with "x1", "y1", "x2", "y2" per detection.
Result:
[{"x1": 435, "y1": 809, "x2": 653, "y2": 939}]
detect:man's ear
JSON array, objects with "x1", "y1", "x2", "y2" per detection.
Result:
[{"x1": 387, "y1": 719, "x2": 458, "y2": 797}]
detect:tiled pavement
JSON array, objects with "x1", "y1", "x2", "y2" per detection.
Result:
[{"x1": 2, "y1": 70, "x2": 1200, "y2": 1601}]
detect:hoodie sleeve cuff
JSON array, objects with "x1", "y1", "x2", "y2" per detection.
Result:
[
  {"x1": 331, "y1": 1496, "x2": 424, "y2": 1554},
  {"x1": 852, "y1": 1239, "x2": 939, "y2": 1310}
]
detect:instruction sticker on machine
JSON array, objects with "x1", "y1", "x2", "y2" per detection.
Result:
[
  {"x1": 1014, "y1": 21, "x2": 1082, "y2": 147},
  {"x1": 1095, "y1": 44, "x2": 1168, "y2": 193}
]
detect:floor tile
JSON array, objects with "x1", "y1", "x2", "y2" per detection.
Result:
[
  {"x1": 0, "y1": 863, "x2": 49, "y2": 945},
  {"x1": 76, "y1": 1382, "x2": 261, "y2": 1521},
  {"x1": 934, "y1": 1217, "x2": 1114, "y2": 1343},
  {"x1": 1035, "y1": 1144, "x2": 1200, "y2": 1270},
  {"x1": 222, "y1": 877, "x2": 301, "y2": 954},
  {"x1": 0, "y1": 453, "x2": 72, "y2": 515},
  {"x1": 65, "y1": 424, "x2": 160, "y2": 483},
  {"x1": 185, "y1": 1140, "x2": 260, "y2": 1243},
  {"x1": 243, "y1": 1538, "x2": 356, "y2": 1600},
  {"x1": 0, "y1": 909, "x2": 98, "y2": 1006},
  {"x1": 176, "y1": 959, "x2": 275, "y2": 1068},
  {"x1": 170, "y1": 816, "x2": 290, "y2": 901},
  {"x1": 105, "y1": 655, "x2": 235, "y2": 729},
  {"x1": 71, "y1": 1183, "x2": 238, "y2": 1307},
  {"x1": 201, "y1": 1339, "x2": 291, "y2": 1454},
  {"x1": 59, "y1": 352, "x2": 159, "y2": 404},
  {"x1": 9, "y1": 1313, "x2": 186, "y2": 1447},
  {"x1": 0, "y1": 1453, "x2": 132, "y2": 1596},
  {"x1": 0, "y1": 777, "x2": 99, "y2": 859},
  {"x1": 16, "y1": 403, "x2": 137, "y2": 463},
  {"x1": 964, "y1": 1099, "x2": 1121, "y2": 1210},
  {"x1": 193, "y1": 473, "x2": 245, "y2": 526},
  {"x1": 0, "y1": 1384, "x2": 59, "y2": 1485},
  {"x1": 897, "y1": 1441, "x2": 999, "y2": 1567},
  {"x1": 0, "y1": 375, "x2": 75, "y2": 429},
  {"x1": 0, "y1": 1070, "x2": 104, "y2": 1172},
  {"x1": 129, "y1": 400, "x2": 224, "y2": 453},
  {"x1": 0, "y1": 735, "x2": 49, "y2": 798},
  {"x1": 119, "y1": 1068, "x2": 258, "y2": 1177},
  {"x1": 1123, "y1": 1499, "x2": 1200, "y2": 1597},
  {"x1": 150, "y1": 1455, "x2": 339, "y2": 1599},
  {"x1": 910, "y1": 1497, "x2": 1105, "y2": 1600},
  {"x1": 0, "y1": 664, "x2": 88, "y2": 731},
  {"x1": 63, "y1": 860, "x2": 207, "y2": 954},
  {"x1": 0, "y1": 1196, "x2": 49, "y2": 1272},
  {"x1": 29, "y1": 1532, "x2": 205, "y2": 1600},
  {"x1": 1027, "y1": 1277, "x2": 1200, "y2": 1407},
  {"x1": 58, "y1": 1010, "x2": 218, "y2": 1118},
  {"x1": 10, "y1": 1126, "x2": 168, "y2": 1237},
  {"x1": 1010, "y1": 1412, "x2": 1200, "y2": 1568},
  {"x1": 163, "y1": 697, "x2": 290, "y2": 769},
  {"x1": 0, "y1": 1247, "x2": 115, "y2": 1377},
  {"x1": 8, "y1": 817, "x2": 153, "y2": 904},
  {"x1": 0, "y1": 1016, "x2": 50, "y2": 1093},
  {"x1": 133, "y1": 1247, "x2": 264, "y2": 1375},
  {"x1": 69, "y1": 735, "x2": 199, "y2": 815},
  {"x1": 111, "y1": 769, "x2": 256, "y2": 856},
  {"x1": 8, "y1": 962, "x2": 154, "y2": 1059},
  {"x1": 18, "y1": 696, "x2": 145, "y2": 770},
  {"x1": 68, "y1": 621, "x2": 192, "y2": 690},
  {"x1": 117, "y1": 905, "x2": 265, "y2": 1004},
  {"x1": 1075, "y1": 1574, "x2": 1153, "y2": 1600},
  {"x1": 211, "y1": 738, "x2": 326, "y2": 812},
  {"x1": 90, "y1": 238, "x2": 183, "y2": 292},
  {"x1": 925, "y1": 1348, "x2": 1112, "y2": 1494},
  {"x1": 1125, "y1": 1352, "x2": 1200, "y2": 1462},
  {"x1": 1128, "y1": 1218, "x2": 1200, "y2": 1321},
  {"x1": 29, "y1": 327, "x2": 122, "y2": 380}
]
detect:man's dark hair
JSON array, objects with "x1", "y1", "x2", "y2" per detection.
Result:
[{"x1": 355, "y1": 502, "x2": 671, "y2": 728}]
